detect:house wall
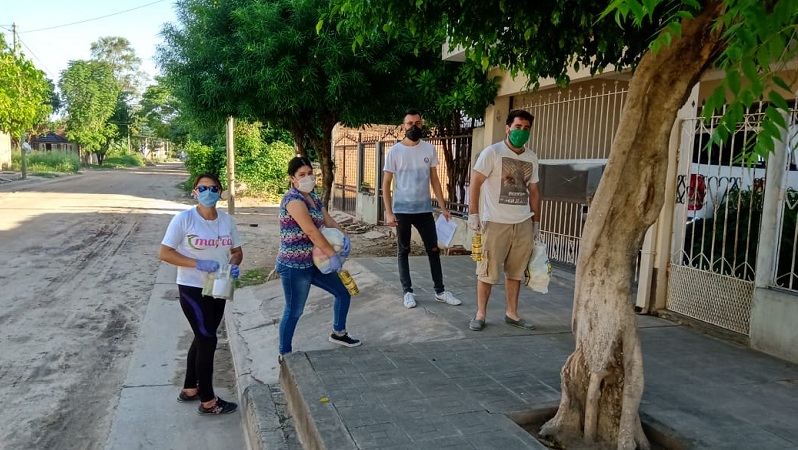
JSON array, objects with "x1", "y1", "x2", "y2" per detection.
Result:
[
  {"x1": 750, "y1": 288, "x2": 798, "y2": 363},
  {"x1": 0, "y1": 131, "x2": 11, "y2": 170}
]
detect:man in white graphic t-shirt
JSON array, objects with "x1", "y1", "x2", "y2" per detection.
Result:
[
  {"x1": 467, "y1": 109, "x2": 541, "y2": 331},
  {"x1": 382, "y1": 109, "x2": 461, "y2": 309}
]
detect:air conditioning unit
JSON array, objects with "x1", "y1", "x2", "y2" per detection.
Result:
[{"x1": 539, "y1": 161, "x2": 605, "y2": 204}]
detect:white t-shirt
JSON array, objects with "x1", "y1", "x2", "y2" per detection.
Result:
[
  {"x1": 473, "y1": 141, "x2": 540, "y2": 224},
  {"x1": 161, "y1": 207, "x2": 242, "y2": 288},
  {"x1": 383, "y1": 141, "x2": 438, "y2": 214}
]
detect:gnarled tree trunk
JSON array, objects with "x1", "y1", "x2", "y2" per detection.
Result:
[{"x1": 539, "y1": 4, "x2": 726, "y2": 449}]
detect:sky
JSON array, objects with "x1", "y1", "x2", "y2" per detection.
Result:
[{"x1": 1, "y1": 0, "x2": 178, "y2": 86}]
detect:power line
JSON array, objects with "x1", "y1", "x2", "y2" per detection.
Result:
[
  {"x1": 17, "y1": 37, "x2": 56, "y2": 79},
  {"x1": 21, "y1": 0, "x2": 168, "y2": 33}
]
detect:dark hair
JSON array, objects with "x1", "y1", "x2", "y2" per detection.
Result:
[
  {"x1": 287, "y1": 156, "x2": 314, "y2": 177},
  {"x1": 193, "y1": 173, "x2": 223, "y2": 190},
  {"x1": 506, "y1": 109, "x2": 535, "y2": 126},
  {"x1": 404, "y1": 108, "x2": 422, "y2": 117}
]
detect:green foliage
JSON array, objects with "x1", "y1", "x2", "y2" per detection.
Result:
[
  {"x1": 159, "y1": 0, "x2": 498, "y2": 205},
  {"x1": 183, "y1": 140, "x2": 226, "y2": 187},
  {"x1": 102, "y1": 153, "x2": 146, "y2": 168},
  {"x1": 90, "y1": 36, "x2": 146, "y2": 96},
  {"x1": 11, "y1": 150, "x2": 80, "y2": 173},
  {"x1": 59, "y1": 60, "x2": 120, "y2": 156},
  {"x1": 182, "y1": 121, "x2": 297, "y2": 198},
  {"x1": 0, "y1": 34, "x2": 53, "y2": 135}
]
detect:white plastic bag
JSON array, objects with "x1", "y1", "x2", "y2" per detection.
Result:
[
  {"x1": 524, "y1": 242, "x2": 552, "y2": 294},
  {"x1": 313, "y1": 227, "x2": 347, "y2": 274}
]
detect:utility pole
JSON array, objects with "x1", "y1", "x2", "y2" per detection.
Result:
[
  {"x1": 12, "y1": 23, "x2": 27, "y2": 180},
  {"x1": 226, "y1": 116, "x2": 236, "y2": 215}
]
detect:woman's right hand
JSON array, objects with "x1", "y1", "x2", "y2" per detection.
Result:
[{"x1": 196, "y1": 260, "x2": 220, "y2": 273}]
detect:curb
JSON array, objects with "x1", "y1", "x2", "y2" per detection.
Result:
[
  {"x1": 242, "y1": 384, "x2": 290, "y2": 450},
  {"x1": 279, "y1": 353, "x2": 357, "y2": 450}
]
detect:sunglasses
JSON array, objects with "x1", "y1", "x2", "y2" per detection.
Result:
[{"x1": 197, "y1": 185, "x2": 220, "y2": 193}]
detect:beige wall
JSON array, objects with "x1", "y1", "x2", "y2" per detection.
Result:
[{"x1": 0, "y1": 131, "x2": 11, "y2": 170}]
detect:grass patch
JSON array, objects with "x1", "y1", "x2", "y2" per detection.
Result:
[
  {"x1": 101, "y1": 154, "x2": 147, "y2": 168},
  {"x1": 28, "y1": 172, "x2": 60, "y2": 178},
  {"x1": 12, "y1": 150, "x2": 80, "y2": 173},
  {"x1": 236, "y1": 268, "x2": 272, "y2": 288}
]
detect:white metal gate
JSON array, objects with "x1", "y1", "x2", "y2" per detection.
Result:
[
  {"x1": 667, "y1": 108, "x2": 772, "y2": 335},
  {"x1": 517, "y1": 80, "x2": 629, "y2": 266}
]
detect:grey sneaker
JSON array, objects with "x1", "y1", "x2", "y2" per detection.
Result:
[
  {"x1": 469, "y1": 318, "x2": 485, "y2": 331},
  {"x1": 403, "y1": 292, "x2": 417, "y2": 308},
  {"x1": 435, "y1": 291, "x2": 462, "y2": 306}
]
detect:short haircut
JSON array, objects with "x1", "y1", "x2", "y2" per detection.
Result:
[
  {"x1": 287, "y1": 156, "x2": 314, "y2": 177},
  {"x1": 506, "y1": 109, "x2": 535, "y2": 126},
  {"x1": 193, "y1": 173, "x2": 223, "y2": 190},
  {"x1": 405, "y1": 108, "x2": 422, "y2": 118}
]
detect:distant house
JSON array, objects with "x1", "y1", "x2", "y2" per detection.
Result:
[{"x1": 30, "y1": 131, "x2": 78, "y2": 153}]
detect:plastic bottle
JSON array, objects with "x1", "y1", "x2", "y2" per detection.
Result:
[{"x1": 338, "y1": 269, "x2": 359, "y2": 296}]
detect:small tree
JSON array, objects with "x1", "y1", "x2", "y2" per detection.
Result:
[
  {"x1": 59, "y1": 60, "x2": 120, "y2": 164},
  {"x1": 333, "y1": 0, "x2": 798, "y2": 448},
  {"x1": 0, "y1": 34, "x2": 52, "y2": 137}
]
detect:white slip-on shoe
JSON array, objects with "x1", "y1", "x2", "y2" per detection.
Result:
[
  {"x1": 435, "y1": 291, "x2": 462, "y2": 306},
  {"x1": 403, "y1": 292, "x2": 417, "y2": 308}
]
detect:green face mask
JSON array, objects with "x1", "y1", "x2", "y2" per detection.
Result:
[{"x1": 508, "y1": 129, "x2": 530, "y2": 148}]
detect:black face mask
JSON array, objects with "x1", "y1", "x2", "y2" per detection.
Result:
[{"x1": 405, "y1": 126, "x2": 422, "y2": 142}]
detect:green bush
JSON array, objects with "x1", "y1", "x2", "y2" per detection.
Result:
[
  {"x1": 11, "y1": 150, "x2": 80, "y2": 173},
  {"x1": 103, "y1": 153, "x2": 146, "y2": 168},
  {"x1": 182, "y1": 121, "x2": 295, "y2": 198}
]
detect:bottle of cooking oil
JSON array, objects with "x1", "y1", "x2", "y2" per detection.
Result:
[
  {"x1": 338, "y1": 269, "x2": 359, "y2": 296},
  {"x1": 471, "y1": 233, "x2": 483, "y2": 262}
]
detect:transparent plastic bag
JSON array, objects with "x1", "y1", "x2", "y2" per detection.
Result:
[
  {"x1": 524, "y1": 242, "x2": 552, "y2": 294},
  {"x1": 202, "y1": 264, "x2": 234, "y2": 300}
]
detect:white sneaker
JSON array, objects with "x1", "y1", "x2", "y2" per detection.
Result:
[
  {"x1": 435, "y1": 291, "x2": 462, "y2": 306},
  {"x1": 403, "y1": 292, "x2": 417, "y2": 308}
]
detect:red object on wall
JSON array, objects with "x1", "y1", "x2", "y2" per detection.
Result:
[{"x1": 688, "y1": 174, "x2": 706, "y2": 211}]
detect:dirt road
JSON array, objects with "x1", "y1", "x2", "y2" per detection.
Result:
[{"x1": 0, "y1": 164, "x2": 195, "y2": 449}]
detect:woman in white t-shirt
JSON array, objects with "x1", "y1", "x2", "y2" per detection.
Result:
[{"x1": 159, "y1": 173, "x2": 243, "y2": 415}]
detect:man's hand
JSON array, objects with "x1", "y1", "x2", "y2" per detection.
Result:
[
  {"x1": 231, "y1": 264, "x2": 240, "y2": 279},
  {"x1": 385, "y1": 212, "x2": 397, "y2": 227},
  {"x1": 441, "y1": 209, "x2": 451, "y2": 221},
  {"x1": 467, "y1": 214, "x2": 480, "y2": 232},
  {"x1": 532, "y1": 221, "x2": 541, "y2": 242}
]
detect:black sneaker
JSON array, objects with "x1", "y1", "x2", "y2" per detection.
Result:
[
  {"x1": 328, "y1": 333, "x2": 362, "y2": 348},
  {"x1": 197, "y1": 397, "x2": 238, "y2": 415}
]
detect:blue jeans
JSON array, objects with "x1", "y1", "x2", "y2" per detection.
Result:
[{"x1": 276, "y1": 263, "x2": 352, "y2": 355}]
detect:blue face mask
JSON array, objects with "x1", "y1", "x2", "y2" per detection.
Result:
[{"x1": 197, "y1": 190, "x2": 220, "y2": 207}]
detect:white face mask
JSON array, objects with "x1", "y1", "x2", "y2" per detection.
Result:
[{"x1": 296, "y1": 175, "x2": 316, "y2": 193}]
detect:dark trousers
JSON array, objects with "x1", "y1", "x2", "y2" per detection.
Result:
[
  {"x1": 395, "y1": 212, "x2": 444, "y2": 294},
  {"x1": 178, "y1": 285, "x2": 226, "y2": 403}
]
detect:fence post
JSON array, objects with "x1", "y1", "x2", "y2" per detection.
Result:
[
  {"x1": 375, "y1": 141, "x2": 385, "y2": 223},
  {"x1": 357, "y1": 143, "x2": 365, "y2": 192},
  {"x1": 754, "y1": 116, "x2": 789, "y2": 288}
]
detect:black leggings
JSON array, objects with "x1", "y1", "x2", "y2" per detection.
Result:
[{"x1": 178, "y1": 285, "x2": 226, "y2": 402}]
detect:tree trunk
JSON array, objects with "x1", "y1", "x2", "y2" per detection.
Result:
[
  {"x1": 317, "y1": 116, "x2": 338, "y2": 209},
  {"x1": 539, "y1": 4, "x2": 726, "y2": 449}
]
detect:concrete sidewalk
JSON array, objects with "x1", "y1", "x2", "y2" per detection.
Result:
[{"x1": 227, "y1": 256, "x2": 798, "y2": 449}]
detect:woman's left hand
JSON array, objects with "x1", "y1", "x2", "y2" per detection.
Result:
[
  {"x1": 340, "y1": 236, "x2": 351, "y2": 258},
  {"x1": 231, "y1": 265, "x2": 240, "y2": 279}
]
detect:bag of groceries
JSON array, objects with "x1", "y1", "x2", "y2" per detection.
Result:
[{"x1": 524, "y1": 242, "x2": 552, "y2": 294}]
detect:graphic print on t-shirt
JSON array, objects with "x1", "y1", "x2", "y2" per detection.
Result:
[{"x1": 500, "y1": 157, "x2": 534, "y2": 205}]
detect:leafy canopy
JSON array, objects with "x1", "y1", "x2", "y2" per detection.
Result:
[
  {"x1": 59, "y1": 60, "x2": 120, "y2": 154},
  {"x1": 0, "y1": 34, "x2": 53, "y2": 136},
  {"x1": 334, "y1": 0, "x2": 798, "y2": 157}
]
